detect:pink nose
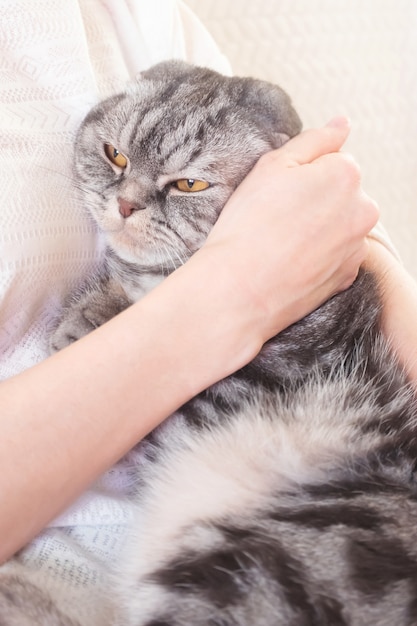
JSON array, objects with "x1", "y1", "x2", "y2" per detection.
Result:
[{"x1": 118, "y1": 197, "x2": 143, "y2": 218}]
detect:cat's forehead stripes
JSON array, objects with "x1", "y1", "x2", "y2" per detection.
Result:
[
  {"x1": 79, "y1": 60, "x2": 302, "y2": 188},
  {"x1": 107, "y1": 96, "x2": 239, "y2": 178}
]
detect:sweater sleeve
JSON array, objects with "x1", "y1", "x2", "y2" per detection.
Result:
[{"x1": 369, "y1": 222, "x2": 401, "y2": 261}]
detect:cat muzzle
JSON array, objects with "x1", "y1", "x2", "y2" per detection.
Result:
[{"x1": 118, "y1": 197, "x2": 145, "y2": 218}]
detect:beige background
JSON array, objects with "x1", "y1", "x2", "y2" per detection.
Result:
[{"x1": 186, "y1": 0, "x2": 417, "y2": 278}]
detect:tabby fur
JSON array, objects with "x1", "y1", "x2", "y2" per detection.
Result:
[{"x1": 5, "y1": 61, "x2": 417, "y2": 626}]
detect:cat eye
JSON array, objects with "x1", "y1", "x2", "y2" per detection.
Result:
[
  {"x1": 174, "y1": 179, "x2": 210, "y2": 193},
  {"x1": 104, "y1": 143, "x2": 128, "y2": 169}
]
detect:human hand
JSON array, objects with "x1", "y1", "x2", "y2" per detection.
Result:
[{"x1": 201, "y1": 116, "x2": 379, "y2": 348}]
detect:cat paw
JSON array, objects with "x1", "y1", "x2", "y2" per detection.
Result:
[
  {"x1": 49, "y1": 311, "x2": 96, "y2": 353},
  {"x1": 49, "y1": 282, "x2": 131, "y2": 353}
]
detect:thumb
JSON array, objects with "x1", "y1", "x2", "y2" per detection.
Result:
[{"x1": 274, "y1": 116, "x2": 351, "y2": 167}]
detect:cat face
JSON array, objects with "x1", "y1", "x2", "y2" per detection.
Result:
[{"x1": 74, "y1": 61, "x2": 302, "y2": 270}]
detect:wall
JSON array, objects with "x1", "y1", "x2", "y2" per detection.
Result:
[{"x1": 186, "y1": 0, "x2": 417, "y2": 278}]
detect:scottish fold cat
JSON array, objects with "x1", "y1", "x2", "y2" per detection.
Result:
[{"x1": 2, "y1": 61, "x2": 417, "y2": 626}]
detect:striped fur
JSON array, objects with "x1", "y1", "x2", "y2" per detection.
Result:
[{"x1": 45, "y1": 62, "x2": 417, "y2": 625}]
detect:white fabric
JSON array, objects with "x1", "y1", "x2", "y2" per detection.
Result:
[
  {"x1": 369, "y1": 222, "x2": 399, "y2": 261},
  {"x1": 0, "y1": 1, "x2": 229, "y2": 622}
]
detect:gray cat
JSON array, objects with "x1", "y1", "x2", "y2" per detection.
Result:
[{"x1": 3, "y1": 61, "x2": 417, "y2": 625}]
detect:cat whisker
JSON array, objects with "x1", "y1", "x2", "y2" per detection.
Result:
[
  {"x1": 159, "y1": 242, "x2": 181, "y2": 273},
  {"x1": 152, "y1": 236, "x2": 177, "y2": 272},
  {"x1": 162, "y1": 245, "x2": 172, "y2": 274},
  {"x1": 170, "y1": 246, "x2": 188, "y2": 269},
  {"x1": 29, "y1": 161, "x2": 74, "y2": 182}
]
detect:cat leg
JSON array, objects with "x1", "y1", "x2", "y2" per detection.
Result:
[{"x1": 50, "y1": 276, "x2": 130, "y2": 352}]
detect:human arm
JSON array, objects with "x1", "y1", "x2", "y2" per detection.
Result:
[
  {"x1": 0, "y1": 118, "x2": 378, "y2": 562},
  {"x1": 364, "y1": 238, "x2": 417, "y2": 386}
]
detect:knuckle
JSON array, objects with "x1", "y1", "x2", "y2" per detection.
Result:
[
  {"x1": 335, "y1": 153, "x2": 361, "y2": 188},
  {"x1": 257, "y1": 149, "x2": 282, "y2": 169},
  {"x1": 355, "y1": 193, "x2": 380, "y2": 233},
  {"x1": 368, "y1": 196, "x2": 380, "y2": 221},
  {"x1": 366, "y1": 199, "x2": 380, "y2": 229}
]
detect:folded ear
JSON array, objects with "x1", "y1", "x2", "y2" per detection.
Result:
[
  {"x1": 136, "y1": 62, "x2": 302, "y2": 149},
  {"x1": 234, "y1": 76, "x2": 302, "y2": 148},
  {"x1": 137, "y1": 60, "x2": 195, "y2": 83}
]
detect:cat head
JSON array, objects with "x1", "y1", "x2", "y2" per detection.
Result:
[{"x1": 74, "y1": 60, "x2": 302, "y2": 269}]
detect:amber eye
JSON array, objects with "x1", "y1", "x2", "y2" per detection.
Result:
[
  {"x1": 174, "y1": 179, "x2": 210, "y2": 193},
  {"x1": 104, "y1": 143, "x2": 128, "y2": 169}
]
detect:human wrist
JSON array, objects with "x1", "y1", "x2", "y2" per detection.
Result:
[
  {"x1": 175, "y1": 241, "x2": 316, "y2": 385},
  {"x1": 143, "y1": 245, "x2": 266, "y2": 397}
]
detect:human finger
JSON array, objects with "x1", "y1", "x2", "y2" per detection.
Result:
[{"x1": 265, "y1": 116, "x2": 351, "y2": 168}]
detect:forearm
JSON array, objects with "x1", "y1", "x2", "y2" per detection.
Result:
[
  {"x1": 0, "y1": 249, "x2": 261, "y2": 562},
  {"x1": 365, "y1": 238, "x2": 417, "y2": 385}
]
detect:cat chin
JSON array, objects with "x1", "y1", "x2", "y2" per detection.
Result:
[
  {"x1": 106, "y1": 233, "x2": 162, "y2": 267},
  {"x1": 106, "y1": 231, "x2": 142, "y2": 256}
]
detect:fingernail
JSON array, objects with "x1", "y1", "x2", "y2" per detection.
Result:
[{"x1": 325, "y1": 116, "x2": 351, "y2": 129}]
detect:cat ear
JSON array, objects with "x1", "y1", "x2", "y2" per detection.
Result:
[
  {"x1": 237, "y1": 77, "x2": 303, "y2": 148},
  {"x1": 134, "y1": 62, "x2": 302, "y2": 149},
  {"x1": 136, "y1": 60, "x2": 194, "y2": 83}
]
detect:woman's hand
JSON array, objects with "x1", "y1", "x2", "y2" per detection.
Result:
[{"x1": 202, "y1": 116, "x2": 379, "y2": 348}]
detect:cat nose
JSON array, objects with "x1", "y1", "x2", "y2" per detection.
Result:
[{"x1": 118, "y1": 197, "x2": 144, "y2": 218}]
